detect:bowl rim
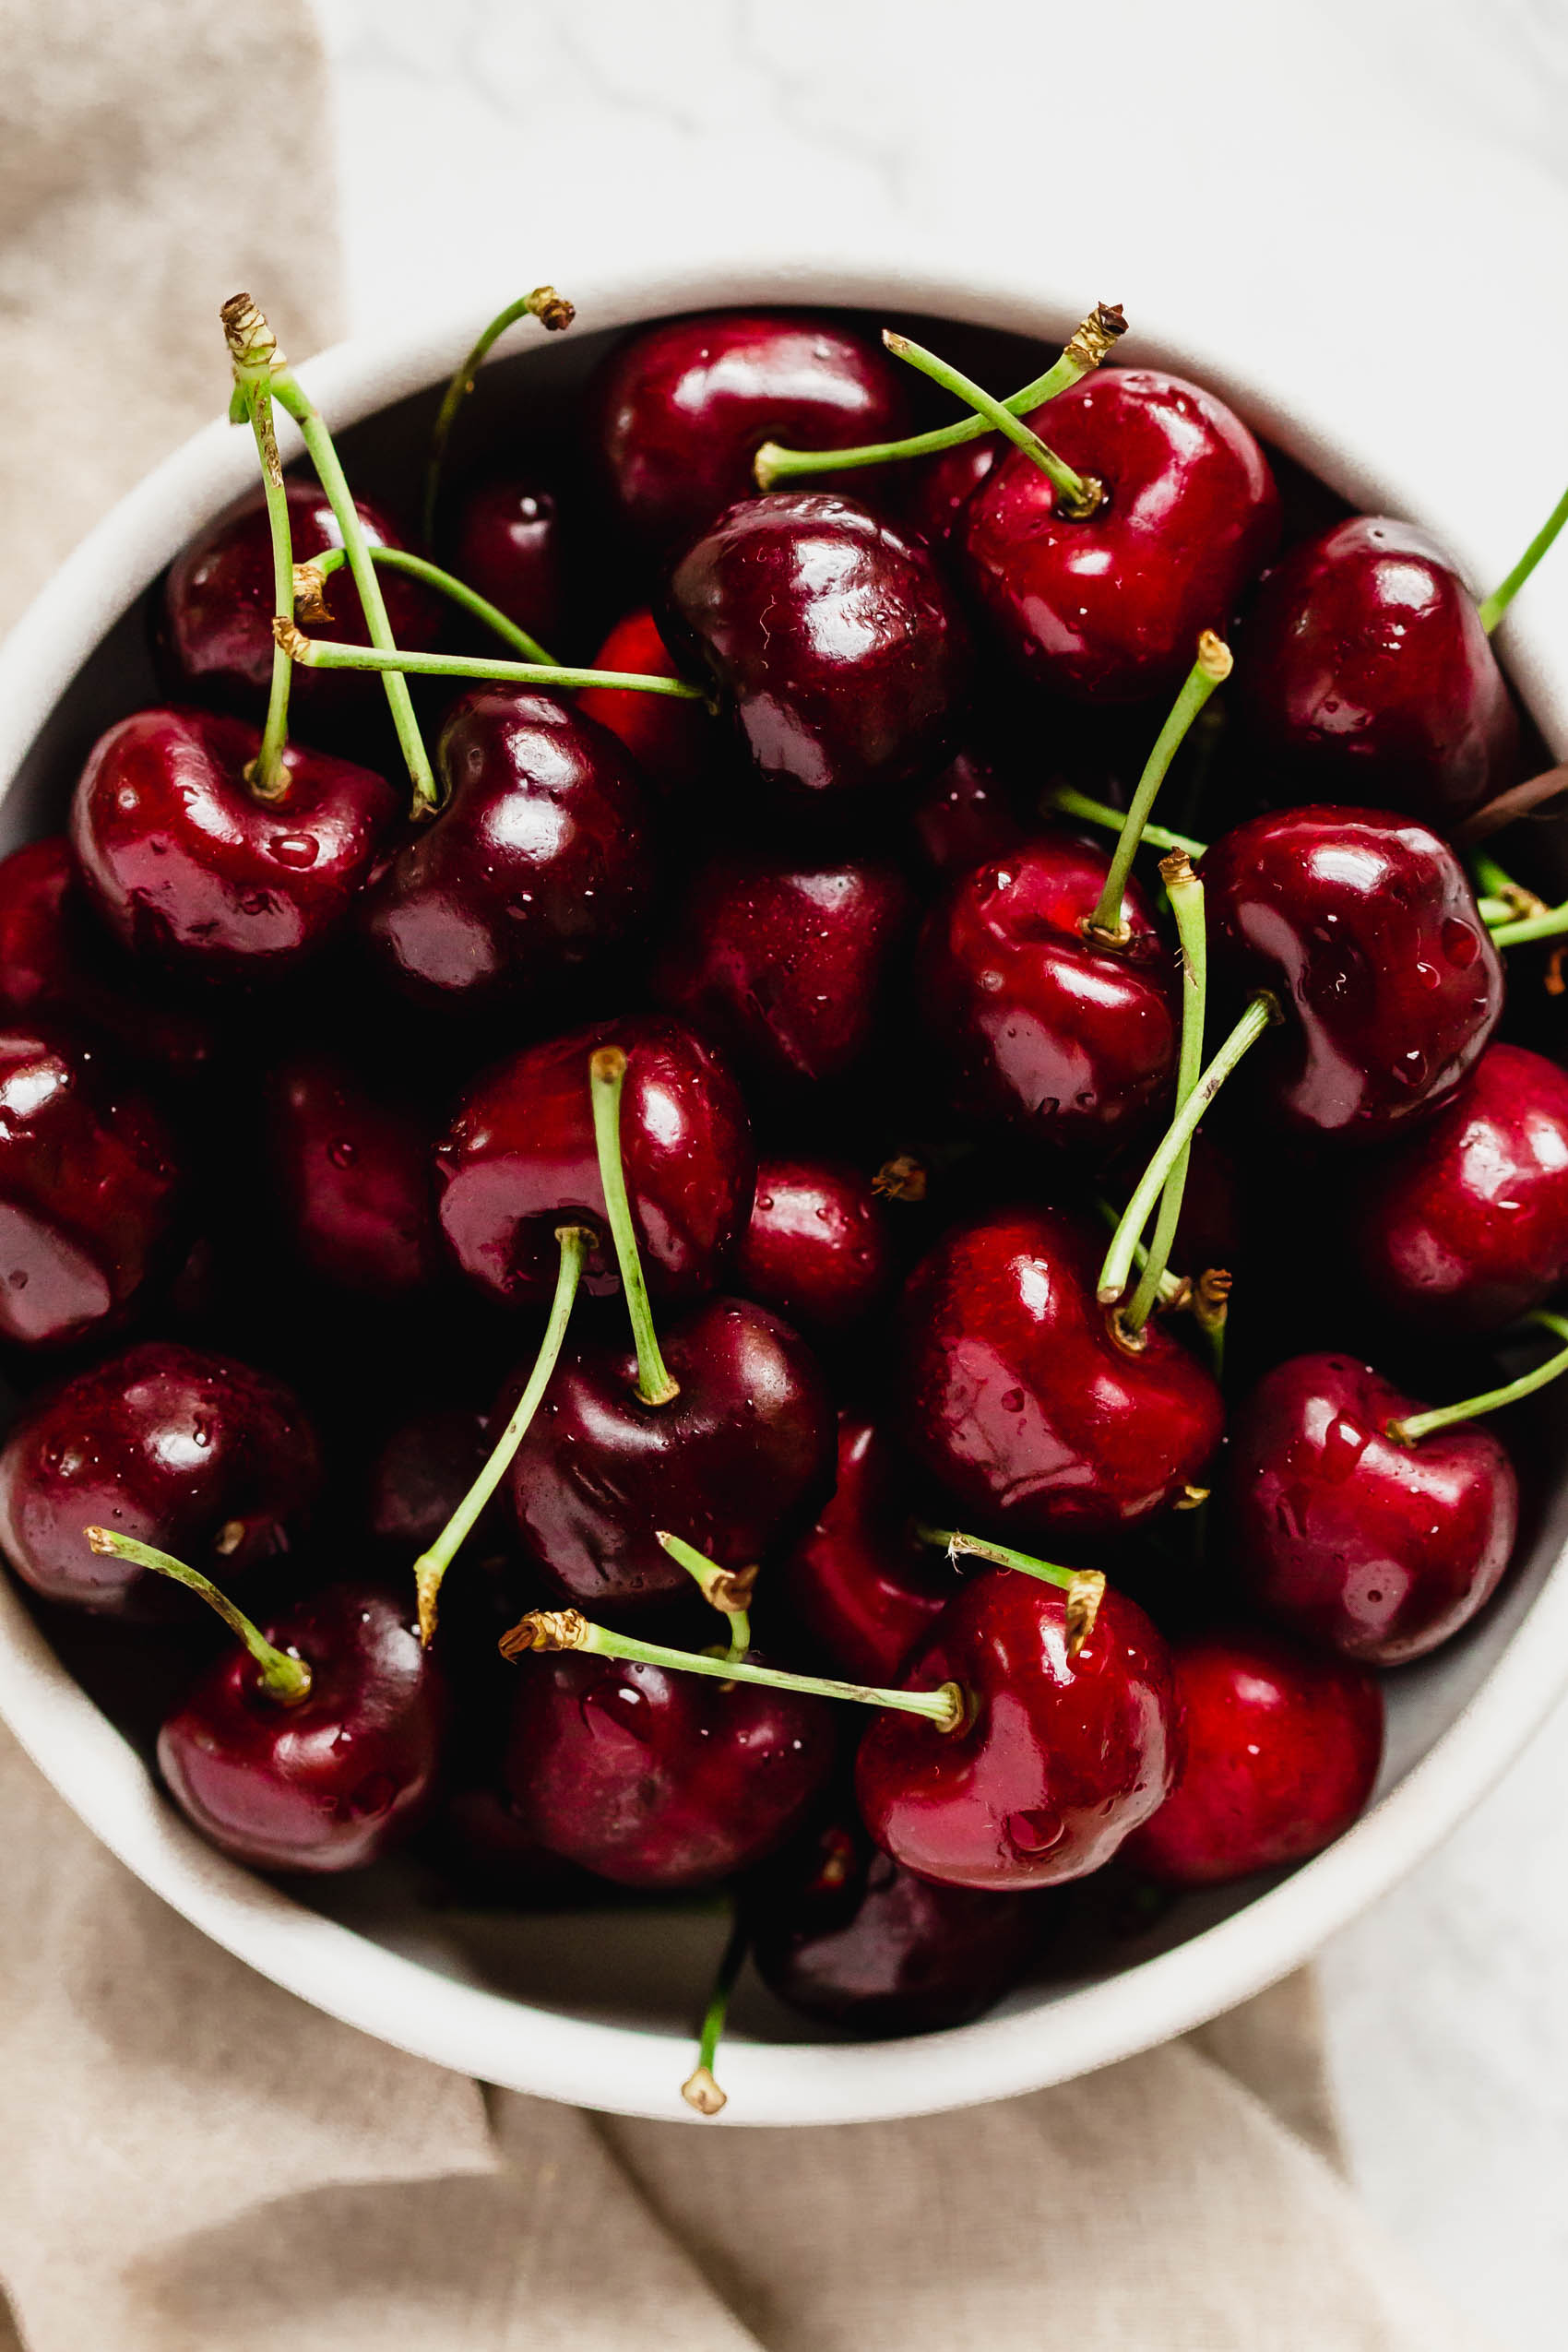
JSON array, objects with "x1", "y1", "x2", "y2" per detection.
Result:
[{"x1": 2, "y1": 260, "x2": 1566, "y2": 2128}]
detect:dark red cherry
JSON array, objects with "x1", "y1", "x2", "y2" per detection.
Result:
[
  {"x1": 71, "y1": 707, "x2": 398, "y2": 983},
  {"x1": 505, "y1": 1295, "x2": 835, "y2": 1617},
  {"x1": 856, "y1": 1568, "x2": 1180, "y2": 1890},
  {"x1": 0, "y1": 1341, "x2": 319, "y2": 1613},
  {"x1": 1201, "y1": 806, "x2": 1503, "y2": 1141},
  {"x1": 0, "y1": 1024, "x2": 181, "y2": 1348},
  {"x1": 659, "y1": 493, "x2": 970, "y2": 811},
  {"x1": 1223, "y1": 1351, "x2": 1517, "y2": 1666},
  {"x1": 918, "y1": 834, "x2": 1177, "y2": 1159},
  {"x1": 162, "y1": 478, "x2": 443, "y2": 721},
  {"x1": 909, "y1": 746, "x2": 1028, "y2": 875},
  {"x1": 506, "y1": 1643, "x2": 834, "y2": 1888},
  {"x1": 596, "y1": 311, "x2": 909, "y2": 552},
  {"x1": 367, "y1": 1406, "x2": 492, "y2": 1554},
  {"x1": 446, "y1": 478, "x2": 563, "y2": 647},
  {"x1": 362, "y1": 689, "x2": 659, "y2": 1016},
  {"x1": 1124, "y1": 1627, "x2": 1383, "y2": 1885},
  {"x1": 732, "y1": 1159, "x2": 896, "y2": 1336},
  {"x1": 783, "y1": 1411, "x2": 956, "y2": 1681},
  {"x1": 962, "y1": 370, "x2": 1279, "y2": 704},
  {"x1": 268, "y1": 1054, "x2": 440, "y2": 1299},
  {"x1": 654, "y1": 850, "x2": 914, "y2": 1089},
  {"x1": 1348, "y1": 1044, "x2": 1568, "y2": 1335},
  {"x1": 745, "y1": 1810, "x2": 1039, "y2": 2035},
  {"x1": 899, "y1": 1206, "x2": 1223, "y2": 1544},
  {"x1": 902, "y1": 435, "x2": 1001, "y2": 550},
  {"x1": 425, "y1": 1776, "x2": 588, "y2": 1904},
  {"x1": 435, "y1": 1014, "x2": 754, "y2": 1310},
  {"x1": 1237, "y1": 517, "x2": 1517, "y2": 829},
  {"x1": 576, "y1": 608, "x2": 714, "y2": 796},
  {"x1": 158, "y1": 1583, "x2": 446, "y2": 1872}
]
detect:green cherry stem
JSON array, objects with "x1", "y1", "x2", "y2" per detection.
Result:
[
  {"x1": 656, "y1": 1530, "x2": 754, "y2": 1659},
  {"x1": 223, "y1": 308, "x2": 295, "y2": 801},
  {"x1": 295, "y1": 543, "x2": 557, "y2": 669},
  {"x1": 499, "y1": 1609, "x2": 966, "y2": 1731},
  {"x1": 916, "y1": 1526, "x2": 1105, "y2": 1652},
  {"x1": 1479, "y1": 478, "x2": 1568, "y2": 633},
  {"x1": 1044, "y1": 785, "x2": 1206, "y2": 861},
  {"x1": 422, "y1": 286, "x2": 575, "y2": 548},
  {"x1": 590, "y1": 1046, "x2": 680, "y2": 1408},
  {"x1": 1087, "y1": 636, "x2": 1232, "y2": 944},
  {"x1": 271, "y1": 620, "x2": 704, "y2": 701},
  {"x1": 82, "y1": 1528, "x2": 311, "y2": 1703},
  {"x1": 1099, "y1": 991, "x2": 1279, "y2": 1307},
  {"x1": 753, "y1": 300, "x2": 1126, "y2": 489},
  {"x1": 1390, "y1": 1311, "x2": 1568, "y2": 1443},
  {"x1": 683, "y1": 1910, "x2": 749, "y2": 2116},
  {"x1": 881, "y1": 332, "x2": 1102, "y2": 518},
  {"x1": 1488, "y1": 900, "x2": 1568, "y2": 951},
  {"x1": 1125, "y1": 852, "x2": 1208, "y2": 1332}
]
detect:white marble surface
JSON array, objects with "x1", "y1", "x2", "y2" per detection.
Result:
[{"x1": 312, "y1": 5, "x2": 1568, "y2": 2343}]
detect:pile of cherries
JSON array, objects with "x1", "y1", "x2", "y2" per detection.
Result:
[{"x1": 6, "y1": 282, "x2": 1568, "y2": 2115}]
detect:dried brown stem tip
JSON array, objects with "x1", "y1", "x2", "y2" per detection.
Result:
[
  {"x1": 499, "y1": 1608, "x2": 590, "y2": 1659},
  {"x1": 1065, "y1": 1569, "x2": 1106, "y2": 1657},
  {"x1": 271, "y1": 615, "x2": 317, "y2": 665},
  {"x1": 873, "y1": 1153, "x2": 928, "y2": 1204},
  {"x1": 1062, "y1": 302, "x2": 1128, "y2": 372},
  {"x1": 526, "y1": 285, "x2": 576, "y2": 333},
  {"x1": 1195, "y1": 630, "x2": 1233, "y2": 683},
  {"x1": 291, "y1": 561, "x2": 334, "y2": 624},
  {"x1": 708, "y1": 1562, "x2": 758, "y2": 1615},
  {"x1": 1191, "y1": 1266, "x2": 1232, "y2": 1335},
  {"x1": 220, "y1": 292, "x2": 284, "y2": 375},
  {"x1": 682, "y1": 2065, "x2": 727, "y2": 2116}
]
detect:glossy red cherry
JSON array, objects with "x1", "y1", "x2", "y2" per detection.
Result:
[
  {"x1": 659, "y1": 493, "x2": 970, "y2": 811},
  {"x1": 654, "y1": 850, "x2": 915, "y2": 1090},
  {"x1": 856, "y1": 1568, "x2": 1180, "y2": 1890},
  {"x1": 732, "y1": 1159, "x2": 896, "y2": 1336},
  {"x1": 596, "y1": 311, "x2": 909, "y2": 552},
  {"x1": 1236, "y1": 517, "x2": 1517, "y2": 829},
  {"x1": 783, "y1": 1411, "x2": 956, "y2": 1681},
  {"x1": 918, "y1": 835, "x2": 1177, "y2": 1159},
  {"x1": 909, "y1": 746, "x2": 1028, "y2": 875},
  {"x1": 899, "y1": 1206, "x2": 1223, "y2": 1543},
  {"x1": 446, "y1": 478, "x2": 563, "y2": 647},
  {"x1": 435, "y1": 1014, "x2": 754, "y2": 1310},
  {"x1": 505, "y1": 1295, "x2": 835, "y2": 1617},
  {"x1": 71, "y1": 707, "x2": 398, "y2": 983},
  {"x1": 0, "y1": 1342, "x2": 319, "y2": 1614},
  {"x1": 902, "y1": 435, "x2": 1001, "y2": 550},
  {"x1": 576, "y1": 609, "x2": 714, "y2": 796},
  {"x1": 745, "y1": 1810, "x2": 1039, "y2": 2035},
  {"x1": 1223, "y1": 1352, "x2": 1517, "y2": 1666},
  {"x1": 158, "y1": 1583, "x2": 446, "y2": 1871},
  {"x1": 267, "y1": 1054, "x2": 440, "y2": 1299},
  {"x1": 0, "y1": 1023, "x2": 182, "y2": 1348},
  {"x1": 506, "y1": 1643, "x2": 835, "y2": 1888},
  {"x1": 1348, "y1": 1044, "x2": 1568, "y2": 1335},
  {"x1": 362, "y1": 689, "x2": 659, "y2": 1016},
  {"x1": 1124, "y1": 1627, "x2": 1383, "y2": 1885},
  {"x1": 1201, "y1": 806, "x2": 1503, "y2": 1141},
  {"x1": 962, "y1": 370, "x2": 1279, "y2": 704}
]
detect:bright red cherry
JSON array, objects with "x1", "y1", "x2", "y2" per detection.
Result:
[
  {"x1": 1236, "y1": 517, "x2": 1517, "y2": 829},
  {"x1": 71, "y1": 707, "x2": 398, "y2": 983},
  {"x1": 1223, "y1": 1351, "x2": 1517, "y2": 1666},
  {"x1": 446, "y1": 478, "x2": 563, "y2": 647},
  {"x1": 961, "y1": 370, "x2": 1279, "y2": 704},
  {"x1": 909, "y1": 746, "x2": 1028, "y2": 875},
  {"x1": 783, "y1": 1411, "x2": 957, "y2": 1681},
  {"x1": 1125, "y1": 1627, "x2": 1383, "y2": 1885},
  {"x1": 576, "y1": 609, "x2": 715, "y2": 796},
  {"x1": 856, "y1": 1568, "x2": 1180, "y2": 1890},
  {"x1": 732, "y1": 1159, "x2": 896, "y2": 1336},
  {"x1": 267, "y1": 1055, "x2": 440, "y2": 1299}
]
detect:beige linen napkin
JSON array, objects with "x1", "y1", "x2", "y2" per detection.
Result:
[{"x1": 0, "y1": 5, "x2": 1501, "y2": 2346}]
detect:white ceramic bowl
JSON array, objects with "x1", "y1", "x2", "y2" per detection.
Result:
[{"x1": 3, "y1": 266, "x2": 1568, "y2": 2128}]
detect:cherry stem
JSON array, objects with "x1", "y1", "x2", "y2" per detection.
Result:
[
  {"x1": 222, "y1": 321, "x2": 294, "y2": 802},
  {"x1": 499, "y1": 1609, "x2": 966, "y2": 1731},
  {"x1": 590, "y1": 1046, "x2": 680, "y2": 1408},
  {"x1": 1126, "y1": 853, "x2": 1208, "y2": 1331},
  {"x1": 916, "y1": 1526, "x2": 1105, "y2": 1653},
  {"x1": 1479, "y1": 479, "x2": 1568, "y2": 632},
  {"x1": 422, "y1": 287, "x2": 575, "y2": 548},
  {"x1": 297, "y1": 543, "x2": 557, "y2": 670},
  {"x1": 1488, "y1": 899, "x2": 1568, "y2": 951},
  {"x1": 656, "y1": 1530, "x2": 754, "y2": 1659},
  {"x1": 81, "y1": 1528, "x2": 311, "y2": 1703},
  {"x1": 1457, "y1": 764, "x2": 1568, "y2": 844},
  {"x1": 414, "y1": 1225, "x2": 590, "y2": 1646},
  {"x1": 1099, "y1": 991, "x2": 1278, "y2": 1306},
  {"x1": 881, "y1": 333, "x2": 1102, "y2": 518},
  {"x1": 1467, "y1": 850, "x2": 1547, "y2": 927},
  {"x1": 271, "y1": 621, "x2": 704, "y2": 702},
  {"x1": 683, "y1": 1910, "x2": 747, "y2": 2116},
  {"x1": 753, "y1": 300, "x2": 1126, "y2": 488},
  {"x1": 1087, "y1": 636, "x2": 1231, "y2": 942},
  {"x1": 1090, "y1": 1197, "x2": 1189, "y2": 1309},
  {"x1": 1044, "y1": 784, "x2": 1206, "y2": 861},
  {"x1": 1390, "y1": 1310, "x2": 1568, "y2": 1443}
]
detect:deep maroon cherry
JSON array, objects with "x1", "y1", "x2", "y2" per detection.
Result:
[
  {"x1": 576, "y1": 608, "x2": 715, "y2": 796},
  {"x1": 1237, "y1": 517, "x2": 1517, "y2": 829},
  {"x1": 654, "y1": 850, "x2": 915, "y2": 1089},
  {"x1": 1201, "y1": 806, "x2": 1503, "y2": 1141},
  {"x1": 1223, "y1": 1352, "x2": 1517, "y2": 1666},
  {"x1": 268, "y1": 1054, "x2": 440, "y2": 1299},
  {"x1": 367, "y1": 1406, "x2": 493, "y2": 1554},
  {"x1": 362, "y1": 689, "x2": 659, "y2": 1016},
  {"x1": 732, "y1": 1159, "x2": 896, "y2": 1336},
  {"x1": 446, "y1": 477, "x2": 564, "y2": 647},
  {"x1": 71, "y1": 707, "x2": 399, "y2": 983},
  {"x1": 901, "y1": 434, "x2": 1001, "y2": 550},
  {"x1": 505, "y1": 1295, "x2": 835, "y2": 1616},
  {"x1": 961, "y1": 370, "x2": 1279, "y2": 704},
  {"x1": 856, "y1": 1567, "x2": 1180, "y2": 1890},
  {"x1": 596, "y1": 311, "x2": 909, "y2": 552},
  {"x1": 425, "y1": 1775, "x2": 588, "y2": 1904},
  {"x1": 659, "y1": 493, "x2": 971, "y2": 811},
  {"x1": 918, "y1": 834, "x2": 1177, "y2": 1159},
  {"x1": 783, "y1": 1411, "x2": 957, "y2": 1681},
  {"x1": 435, "y1": 1014, "x2": 754, "y2": 1310},
  {"x1": 0, "y1": 1341, "x2": 319, "y2": 1613},
  {"x1": 1125, "y1": 1627, "x2": 1384, "y2": 1885},
  {"x1": 158, "y1": 1583, "x2": 446, "y2": 1872},
  {"x1": 506, "y1": 1642, "x2": 835, "y2": 1888},
  {"x1": 1348, "y1": 1043, "x2": 1568, "y2": 1335},
  {"x1": 909, "y1": 746, "x2": 1028, "y2": 875},
  {"x1": 745, "y1": 1809, "x2": 1039, "y2": 2035},
  {"x1": 899, "y1": 1206, "x2": 1223, "y2": 1543}
]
